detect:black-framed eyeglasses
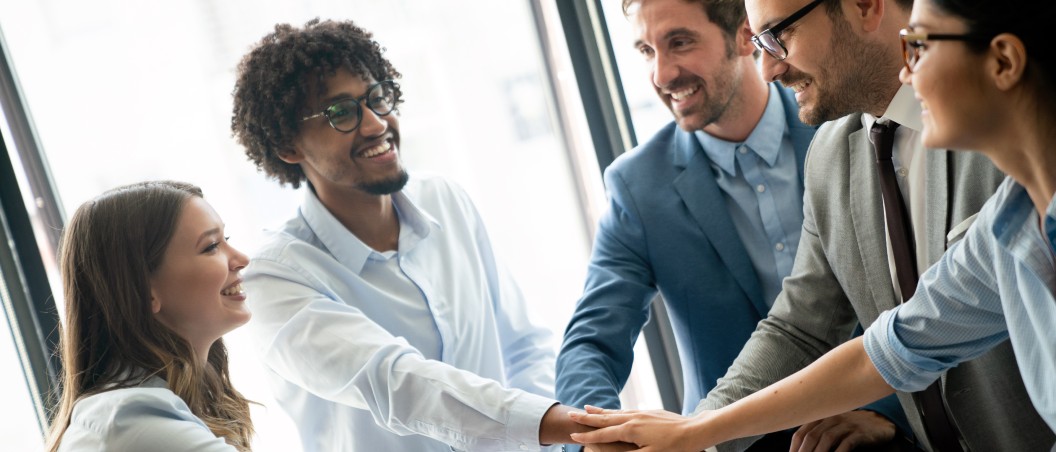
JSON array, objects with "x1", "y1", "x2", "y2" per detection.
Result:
[
  {"x1": 751, "y1": 0, "x2": 825, "y2": 60},
  {"x1": 301, "y1": 80, "x2": 398, "y2": 133},
  {"x1": 899, "y1": 28, "x2": 989, "y2": 73}
]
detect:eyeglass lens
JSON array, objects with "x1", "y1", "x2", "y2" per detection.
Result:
[
  {"x1": 756, "y1": 33, "x2": 786, "y2": 59},
  {"x1": 326, "y1": 81, "x2": 396, "y2": 132}
]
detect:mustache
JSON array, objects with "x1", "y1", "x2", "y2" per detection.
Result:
[
  {"x1": 659, "y1": 77, "x2": 702, "y2": 93},
  {"x1": 776, "y1": 68, "x2": 811, "y2": 88}
]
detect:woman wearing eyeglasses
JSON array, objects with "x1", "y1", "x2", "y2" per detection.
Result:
[
  {"x1": 568, "y1": 0, "x2": 1056, "y2": 450},
  {"x1": 45, "y1": 181, "x2": 254, "y2": 451}
]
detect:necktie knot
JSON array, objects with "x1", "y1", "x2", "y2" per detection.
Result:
[{"x1": 870, "y1": 121, "x2": 901, "y2": 161}]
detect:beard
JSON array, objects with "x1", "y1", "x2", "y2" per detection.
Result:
[
  {"x1": 783, "y1": 16, "x2": 899, "y2": 125},
  {"x1": 661, "y1": 52, "x2": 741, "y2": 131},
  {"x1": 359, "y1": 169, "x2": 410, "y2": 195}
]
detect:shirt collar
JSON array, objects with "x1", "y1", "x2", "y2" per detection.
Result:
[
  {"x1": 862, "y1": 84, "x2": 923, "y2": 133},
  {"x1": 695, "y1": 83, "x2": 788, "y2": 176},
  {"x1": 300, "y1": 185, "x2": 440, "y2": 273}
]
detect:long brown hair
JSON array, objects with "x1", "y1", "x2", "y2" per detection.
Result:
[{"x1": 45, "y1": 180, "x2": 253, "y2": 451}]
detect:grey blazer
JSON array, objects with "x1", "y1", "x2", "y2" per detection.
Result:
[{"x1": 697, "y1": 114, "x2": 1056, "y2": 451}]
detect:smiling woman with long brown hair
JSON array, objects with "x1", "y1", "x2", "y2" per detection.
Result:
[{"x1": 45, "y1": 180, "x2": 254, "y2": 451}]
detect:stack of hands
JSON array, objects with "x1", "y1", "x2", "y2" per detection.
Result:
[{"x1": 566, "y1": 405, "x2": 898, "y2": 452}]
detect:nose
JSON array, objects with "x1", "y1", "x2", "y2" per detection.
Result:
[
  {"x1": 651, "y1": 52, "x2": 679, "y2": 90},
  {"x1": 230, "y1": 245, "x2": 250, "y2": 272},
  {"x1": 358, "y1": 106, "x2": 388, "y2": 137},
  {"x1": 759, "y1": 53, "x2": 786, "y2": 83}
]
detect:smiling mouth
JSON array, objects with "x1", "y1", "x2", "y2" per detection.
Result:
[
  {"x1": 668, "y1": 85, "x2": 700, "y2": 102},
  {"x1": 220, "y1": 282, "x2": 244, "y2": 296},
  {"x1": 786, "y1": 80, "x2": 811, "y2": 94},
  {"x1": 358, "y1": 139, "x2": 394, "y2": 158}
]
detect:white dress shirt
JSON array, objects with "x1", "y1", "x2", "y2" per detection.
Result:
[
  {"x1": 59, "y1": 377, "x2": 234, "y2": 451},
  {"x1": 244, "y1": 174, "x2": 558, "y2": 452},
  {"x1": 862, "y1": 84, "x2": 930, "y2": 298}
]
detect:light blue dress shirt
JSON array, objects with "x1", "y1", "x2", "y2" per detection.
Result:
[
  {"x1": 695, "y1": 83, "x2": 803, "y2": 306},
  {"x1": 865, "y1": 177, "x2": 1056, "y2": 433},
  {"x1": 244, "y1": 174, "x2": 558, "y2": 452},
  {"x1": 59, "y1": 377, "x2": 235, "y2": 451}
]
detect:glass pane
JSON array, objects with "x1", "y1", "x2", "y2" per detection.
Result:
[
  {"x1": 599, "y1": 0, "x2": 674, "y2": 143},
  {"x1": 0, "y1": 309, "x2": 44, "y2": 450},
  {"x1": 0, "y1": 0, "x2": 595, "y2": 449}
]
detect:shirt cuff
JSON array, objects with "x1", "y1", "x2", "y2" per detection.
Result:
[
  {"x1": 504, "y1": 392, "x2": 558, "y2": 452},
  {"x1": 864, "y1": 308, "x2": 942, "y2": 392}
]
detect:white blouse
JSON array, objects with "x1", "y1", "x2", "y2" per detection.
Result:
[{"x1": 58, "y1": 377, "x2": 235, "y2": 451}]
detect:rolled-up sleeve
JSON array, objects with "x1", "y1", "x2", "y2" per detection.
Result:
[{"x1": 864, "y1": 202, "x2": 1008, "y2": 392}]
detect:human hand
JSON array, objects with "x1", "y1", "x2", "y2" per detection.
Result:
[
  {"x1": 583, "y1": 441, "x2": 638, "y2": 451},
  {"x1": 790, "y1": 410, "x2": 896, "y2": 452},
  {"x1": 569, "y1": 405, "x2": 707, "y2": 452}
]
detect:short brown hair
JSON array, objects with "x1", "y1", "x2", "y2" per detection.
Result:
[{"x1": 622, "y1": 0, "x2": 747, "y2": 41}]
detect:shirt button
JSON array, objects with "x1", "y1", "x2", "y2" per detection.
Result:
[
  {"x1": 756, "y1": 184, "x2": 766, "y2": 193},
  {"x1": 738, "y1": 146, "x2": 748, "y2": 154},
  {"x1": 897, "y1": 167, "x2": 908, "y2": 178},
  {"x1": 775, "y1": 242, "x2": 785, "y2": 251}
]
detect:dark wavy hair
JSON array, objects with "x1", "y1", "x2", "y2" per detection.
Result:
[
  {"x1": 230, "y1": 18, "x2": 403, "y2": 188},
  {"x1": 46, "y1": 181, "x2": 253, "y2": 451}
]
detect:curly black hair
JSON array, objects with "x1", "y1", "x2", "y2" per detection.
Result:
[{"x1": 231, "y1": 18, "x2": 403, "y2": 188}]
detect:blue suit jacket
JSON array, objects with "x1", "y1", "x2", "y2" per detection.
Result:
[{"x1": 556, "y1": 86, "x2": 907, "y2": 433}]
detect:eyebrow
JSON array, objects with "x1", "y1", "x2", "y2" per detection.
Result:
[
  {"x1": 663, "y1": 27, "x2": 697, "y2": 41},
  {"x1": 757, "y1": 17, "x2": 781, "y2": 32},
  {"x1": 634, "y1": 27, "x2": 699, "y2": 50},
  {"x1": 195, "y1": 227, "x2": 223, "y2": 247}
]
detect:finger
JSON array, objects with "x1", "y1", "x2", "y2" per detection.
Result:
[
  {"x1": 584, "y1": 405, "x2": 638, "y2": 415},
  {"x1": 791, "y1": 420, "x2": 820, "y2": 451},
  {"x1": 571, "y1": 425, "x2": 629, "y2": 444},
  {"x1": 794, "y1": 424, "x2": 823, "y2": 452},
  {"x1": 811, "y1": 431, "x2": 845, "y2": 452},
  {"x1": 808, "y1": 424, "x2": 852, "y2": 452},
  {"x1": 834, "y1": 440, "x2": 856, "y2": 452},
  {"x1": 569, "y1": 412, "x2": 635, "y2": 428}
]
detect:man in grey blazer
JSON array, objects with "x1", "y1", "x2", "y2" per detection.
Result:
[{"x1": 695, "y1": 0, "x2": 1056, "y2": 451}]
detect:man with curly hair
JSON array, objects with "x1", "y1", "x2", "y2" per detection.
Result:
[{"x1": 232, "y1": 19, "x2": 585, "y2": 452}]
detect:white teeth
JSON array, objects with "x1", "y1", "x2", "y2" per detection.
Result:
[
  {"x1": 361, "y1": 141, "x2": 393, "y2": 158},
  {"x1": 221, "y1": 283, "x2": 243, "y2": 296},
  {"x1": 669, "y1": 86, "x2": 699, "y2": 101},
  {"x1": 788, "y1": 81, "x2": 810, "y2": 93}
]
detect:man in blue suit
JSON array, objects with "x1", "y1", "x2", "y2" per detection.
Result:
[{"x1": 556, "y1": 0, "x2": 909, "y2": 450}]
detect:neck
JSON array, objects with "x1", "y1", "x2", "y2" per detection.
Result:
[
  {"x1": 984, "y1": 110, "x2": 1056, "y2": 218},
  {"x1": 314, "y1": 183, "x2": 400, "y2": 252},
  {"x1": 194, "y1": 341, "x2": 212, "y2": 368},
  {"x1": 702, "y1": 59, "x2": 769, "y2": 142}
]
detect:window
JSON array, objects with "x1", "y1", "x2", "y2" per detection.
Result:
[{"x1": 0, "y1": 0, "x2": 599, "y2": 448}]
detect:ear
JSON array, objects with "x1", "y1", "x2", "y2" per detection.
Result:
[
  {"x1": 734, "y1": 18, "x2": 757, "y2": 57},
  {"x1": 278, "y1": 146, "x2": 305, "y2": 164},
  {"x1": 851, "y1": 0, "x2": 885, "y2": 33},
  {"x1": 988, "y1": 33, "x2": 1028, "y2": 92},
  {"x1": 150, "y1": 292, "x2": 162, "y2": 314}
]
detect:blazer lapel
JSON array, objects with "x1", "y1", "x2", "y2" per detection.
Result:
[
  {"x1": 847, "y1": 127, "x2": 900, "y2": 314},
  {"x1": 923, "y1": 149, "x2": 950, "y2": 264},
  {"x1": 672, "y1": 132, "x2": 768, "y2": 316}
]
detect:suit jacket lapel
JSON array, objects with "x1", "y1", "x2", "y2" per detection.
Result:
[
  {"x1": 847, "y1": 126, "x2": 900, "y2": 313},
  {"x1": 672, "y1": 131, "x2": 768, "y2": 317},
  {"x1": 923, "y1": 149, "x2": 950, "y2": 265}
]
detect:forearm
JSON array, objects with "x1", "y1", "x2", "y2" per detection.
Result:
[{"x1": 700, "y1": 337, "x2": 894, "y2": 445}]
